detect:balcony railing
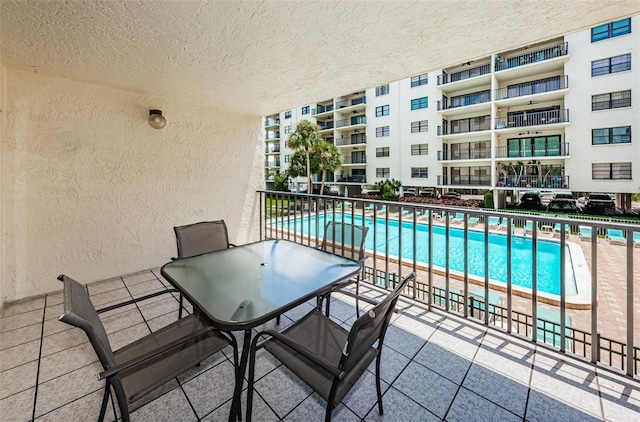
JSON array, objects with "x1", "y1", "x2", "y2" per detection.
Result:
[
  {"x1": 495, "y1": 109, "x2": 569, "y2": 129},
  {"x1": 264, "y1": 161, "x2": 280, "y2": 168},
  {"x1": 496, "y1": 175, "x2": 569, "y2": 189},
  {"x1": 336, "y1": 175, "x2": 366, "y2": 183},
  {"x1": 265, "y1": 132, "x2": 280, "y2": 140},
  {"x1": 437, "y1": 90, "x2": 491, "y2": 110},
  {"x1": 259, "y1": 190, "x2": 640, "y2": 379},
  {"x1": 495, "y1": 142, "x2": 569, "y2": 159},
  {"x1": 336, "y1": 116, "x2": 367, "y2": 128},
  {"x1": 336, "y1": 134, "x2": 366, "y2": 146},
  {"x1": 266, "y1": 146, "x2": 280, "y2": 153},
  {"x1": 437, "y1": 63, "x2": 491, "y2": 85},
  {"x1": 438, "y1": 148, "x2": 491, "y2": 161},
  {"x1": 343, "y1": 156, "x2": 367, "y2": 164},
  {"x1": 438, "y1": 175, "x2": 491, "y2": 186},
  {"x1": 264, "y1": 118, "x2": 280, "y2": 127},
  {"x1": 495, "y1": 75, "x2": 568, "y2": 100},
  {"x1": 438, "y1": 116, "x2": 491, "y2": 136},
  {"x1": 318, "y1": 121, "x2": 334, "y2": 130},
  {"x1": 312, "y1": 104, "x2": 334, "y2": 115},
  {"x1": 336, "y1": 96, "x2": 366, "y2": 109},
  {"x1": 496, "y1": 42, "x2": 568, "y2": 71}
]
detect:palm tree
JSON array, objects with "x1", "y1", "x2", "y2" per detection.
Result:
[
  {"x1": 314, "y1": 141, "x2": 343, "y2": 195},
  {"x1": 286, "y1": 120, "x2": 322, "y2": 192}
]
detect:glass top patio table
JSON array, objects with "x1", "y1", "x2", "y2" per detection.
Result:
[{"x1": 160, "y1": 238, "x2": 362, "y2": 331}]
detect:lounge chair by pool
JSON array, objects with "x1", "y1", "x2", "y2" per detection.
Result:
[
  {"x1": 578, "y1": 226, "x2": 593, "y2": 241},
  {"x1": 634, "y1": 232, "x2": 640, "y2": 248},
  {"x1": 552, "y1": 223, "x2": 571, "y2": 238},
  {"x1": 536, "y1": 307, "x2": 573, "y2": 350},
  {"x1": 450, "y1": 213, "x2": 465, "y2": 224},
  {"x1": 524, "y1": 221, "x2": 535, "y2": 235},
  {"x1": 606, "y1": 229, "x2": 626, "y2": 245},
  {"x1": 487, "y1": 216, "x2": 501, "y2": 228},
  {"x1": 467, "y1": 217, "x2": 480, "y2": 226},
  {"x1": 496, "y1": 218, "x2": 512, "y2": 230}
]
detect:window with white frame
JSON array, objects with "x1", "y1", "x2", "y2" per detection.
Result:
[
  {"x1": 284, "y1": 125, "x2": 292, "y2": 134},
  {"x1": 376, "y1": 84, "x2": 389, "y2": 96},
  {"x1": 376, "y1": 147, "x2": 390, "y2": 157},
  {"x1": 411, "y1": 143, "x2": 428, "y2": 155},
  {"x1": 376, "y1": 126, "x2": 390, "y2": 137},
  {"x1": 375, "y1": 105, "x2": 390, "y2": 117},
  {"x1": 592, "y1": 162, "x2": 631, "y2": 180},
  {"x1": 411, "y1": 120, "x2": 428, "y2": 133},
  {"x1": 376, "y1": 168, "x2": 390, "y2": 178},
  {"x1": 411, "y1": 73, "x2": 428, "y2": 87},
  {"x1": 411, "y1": 167, "x2": 429, "y2": 178}
]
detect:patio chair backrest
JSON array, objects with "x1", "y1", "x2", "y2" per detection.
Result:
[
  {"x1": 321, "y1": 222, "x2": 368, "y2": 262},
  {"x1": 607, "y1": 229, "x2": 624, "y2": 237},
  {"x1": 340, "y1": 273, "x2": 413, "y2": 373},
  {"x1": 174, "y1": 220, "x2": 230, "y2": 258},
  {"x1": 57, "y1": 275, "x2": 116, "y2": 369}
]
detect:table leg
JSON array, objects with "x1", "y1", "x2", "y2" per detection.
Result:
[{"x1": 229, "y1": 329, "x2": 252, "y2": 422}]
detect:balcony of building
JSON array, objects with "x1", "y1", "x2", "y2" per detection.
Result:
[
  {"x1": 495, "y1": 141, "x2": 570, "y2": 160},
  {"x1": 335, "y1": 95, "x2": 367, "y2": 113},
  {"x1": 311, "y1": 103, "x2": 334, "y2": 117},
  {"x1": 265, "y1": 145, "x2": 280, "y2": 154},
  {"x1": 437, "y1": 63, "x2": 491, "y2": 93},
  {"x1": 265, "y1": 131, "x2": 281, "y2": 141},
  {"x1": 495, "y1": 75, "x2": 569, "y2": 108},
  {"x1": 317, "y1": 120, "x2": 334, "y2": 132},
  {"x1": 495, "y1": 41, "x2": 569, "y2": 82},
  {"x1": 264, "y1": 159, "x2": 281, "y2": 168},
  {"x1": 336, "y1": 174, "x2": 367, "y2": 183},
  {"x1": 336, "y1": 133, "x2": 367, "y2": 148},
  {"x1": 437, "y1": 174, "x2": 492, "y2": 187},
  {"x1": 438, "y1": 116, "x2": 491, "y2": 137},
  {"x1": 437, "y1": 90, "x2": 492, "y2": 117},
  {"x1": 264, "y1": 117, "x2": 280, "y2": 128},
  {"x1": 342, "y1": 155, "x2": 368, "y2": 166},
  {"x1": 496, "y1": 174, "x2": 570, "y2": 189},
  {"x1": 335, "y1": 115, "x2": 367, "y2": 130},
  {"x1": 495, "y1": 108, "x2": 569, "y2": 132},
  {"x1": 438, "y1": 143, "x2": 492, "y2": 162}
]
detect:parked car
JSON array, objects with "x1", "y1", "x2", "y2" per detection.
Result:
[
  {"x1": 441, "y1": 191, "x2": 462, "y2": 200},
  {"x1": 419, "y1": 188, "x2": 438, "y2": 198},
  {"x1": 553, "y1": 192, "x2": 575, "y2": 201},
  {"x1": 403, "y1": 188, "x2": 416, "y2": 197},
  {"x1": 517, "y1": 192, "x2": 546, "y2": 210},
  {"x1": 584, "y1": 193, "x2": 616, "y2": 215},
  {"x1": 547, "y1": 199, "x2": 580, "y2": 214}
]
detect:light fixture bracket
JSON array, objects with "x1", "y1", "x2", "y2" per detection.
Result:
[{"x1": 148, "y1": 109, "x2": 166, "y2": 129}]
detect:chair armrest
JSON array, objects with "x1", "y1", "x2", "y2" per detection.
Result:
[
  {"x1": 96, "y1": 289, "x2": 180, "y2": 314},
  {"x1": 255, "y1": 329, "x2": 343, "y2": 378},
  {"x1": 99, "y1": 326, "x2": 214, "y2": 380}
]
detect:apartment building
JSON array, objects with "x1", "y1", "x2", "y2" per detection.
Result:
[{"x1": 265, "y1": 15, "x2": 639, "y2": 207}]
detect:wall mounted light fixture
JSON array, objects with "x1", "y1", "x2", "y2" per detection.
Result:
[{"x1": 148, "y1": 109, "x2": 166, "y2": 129}]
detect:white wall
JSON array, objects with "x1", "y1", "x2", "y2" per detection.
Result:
[{"x1": 1, "y1": 69, "x2": 263, "y2": 304}]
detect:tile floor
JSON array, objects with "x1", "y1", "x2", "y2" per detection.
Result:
[{"x1": 1, "y1": 269, "x2": 639, "y2": 422}]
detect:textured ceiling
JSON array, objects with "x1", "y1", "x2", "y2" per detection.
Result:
[{"x1": 2, "y1": 1, "x2": 639, "y2": 116}]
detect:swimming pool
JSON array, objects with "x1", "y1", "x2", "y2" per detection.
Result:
[{"x1": 274, "y1": 213, "x2": 578, "y2": 296}]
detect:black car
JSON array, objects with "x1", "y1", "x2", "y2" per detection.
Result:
[
  {"x1": 547, "y1": 199, "x2": 580, "y2": 214},
  {"x1": 584, "y1": 193, "x2": 616, "y2": 215},
  {"x1": 517, "y1": 192, "x2": 546, "y2": 210}
]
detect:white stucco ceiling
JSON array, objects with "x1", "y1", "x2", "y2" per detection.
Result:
[{"x1": 2, "y1": 1, "x2": 639, "y2": 116}]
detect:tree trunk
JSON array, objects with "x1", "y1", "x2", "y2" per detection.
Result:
[
  {"x1": 320, "y1": 170, "x2": 327, "y2": 196},
  {"x1": 305, "y1": 149, "x2": 312, "y2": 194}
]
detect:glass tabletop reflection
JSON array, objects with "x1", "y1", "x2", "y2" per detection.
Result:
[{"x1": 161, "y1": 239, "x2": 361, "y2": 330}]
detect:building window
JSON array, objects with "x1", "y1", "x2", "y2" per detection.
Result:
[
  {"x1": 376, "y1": 147, "x2": 390, "y2": 157},
  {"x1": 284, "y1": 110, "x2": 292, "y2": 119},
  {"x1": 591, "y1": 54, "x2": 631, "y2": 77},
  {"x1": 411, "y1": 73, "x2": 428, "y2": 87},
  {"x1": 411, "y1": 96, "x2": 428, "y2": 110},
  {"x1": 411, "y1": 143, "x2": 429, "y2": 155},
  {"x1": 375, "y1": 84, "x2": 389, "y2": 96},
  {"x1": 301, "y1": 105, "x2": 310, "y2": 115},
  {"x1": 591, "y1": 18, "x2": 631, "y2": 42},
  {"x1": 411, "y1": 167, "x2": 429, "y2": 178},
  {"x1": 284, "y1": 155, "x2": 291, "y2": 163},
  {"x1": 376, "y1": 168, "x2": 390, "y2": 178},
  {"x1": 284, "y1": 125, "x2": 292, "y2": 134},
  {"x1": 411, "y1": 120, "x2": 428, "y2": 133},
  {"x1": 592, "y1": 162, "x2": 632, "y2": 180},
  {"x1": 376, "y1": 126, "x2": 390, "y2": 137},
  {"x1": 592, "y1": 90, "x2": 631, "y2": 111},
  {"x1": 592, "y1": 126, "x2": 631, "y2": 145},
  {"x1": 375, "y1": 105, "x2": 390, "y2": 117}
]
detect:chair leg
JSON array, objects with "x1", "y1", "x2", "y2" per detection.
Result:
[
  {"x1": 112, "y1": 383, "x2": 130, "y2": 422},
  {"x1": 376, "y1": 353, "x2": 384, "y2": 415},
  {"x1": 355, "y1": 275, "x2": 361, "y2": 318},
  {"x1": 178, "y1": 293, "x2": 184, "y2": 319},
  {"x1": 324, "y1": 293, "x2": 332, "y2": 317},
  {"x1": 276, "y1": 315, "x2": 280, "y2": 325},
  {"x1": 98, "y1": 382, "x2": 111, "y2": 422}
]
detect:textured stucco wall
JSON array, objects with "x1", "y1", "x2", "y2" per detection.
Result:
[{"x1": 1, "y1": 69, "x2": 263, "y2": 303}]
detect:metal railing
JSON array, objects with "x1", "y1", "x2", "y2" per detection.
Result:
[
  {"x1": 495, "y1": 75, "x2": 568, "y2": 100},
  {"x1": 318, "y1": 121, "x2": 334, "y2": 130},
  {"x1": 495, "y1": 109, "x2": 569, "y2": 129},
  {"x1": 336, "y1": 175, "x2": 366, "y2": 183},
  {"x1": 336, "y1": 116, "x2": 367, "y2": 128},
  {"x1": 264, "y1": 161, "x2": 280, "y2": 168},
  {"x1": 335, "y1": 134, "x2": 366, "y2": 146},
  {"x1": 496, "y1": 42, "x2": 568, "y2": 71},
  {"x1": 343, "y1": 156, "x2": 367, "y2": 164},
  {"x1": 259, "y1": 190, "x2": 639, "y2": 380},
  {"x1": 495, "y1": 175, "x2": 569, "y2": 189},
  {"x1": 336, "y1": 96, "x2": 367, "y2": 109},
  {"x1": 266, "y1": 146, "x2": 280, "y2": 153},
  {"x1": 265, "y1": 132, "x2": 281, "y2": 140},
  {"x1": 495, "y1": 142, "x2": 569, "y2": 158},
  {"x1": 438, "y1": 116, "x2": 491, "y2": 136},
  {"x1": 312, "y1": 104, "x2": 334, "y2": 115},
  {"x1": 438, "y1": 90, "x2": 491, "y2": 110},
  {"x1": 264, "y1": 118, "x2": 280, "y2": 127},
  {"x1": 438, "y1": 175, "x2": 491, "y2": 186},
  {"x1": 437, "y1": 63, "x2": 491, "y2": 85},
  {"x1": 438, "y1": 148, "x2": 491, "y2": 161}
]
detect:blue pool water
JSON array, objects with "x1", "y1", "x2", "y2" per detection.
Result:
[{"x1": 275, "y1": 213, "x2": 577, "y2": 296}]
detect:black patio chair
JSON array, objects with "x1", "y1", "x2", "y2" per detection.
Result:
[
  {"x1": 246, "y1": 272, "x2": 413, "y2": 422},
  {"x1": 57, "y1": 274, "x2": 238, "y2": 422},
  {"x1": 318, "y1": 221, "x2": 369, "y2": 316}
]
